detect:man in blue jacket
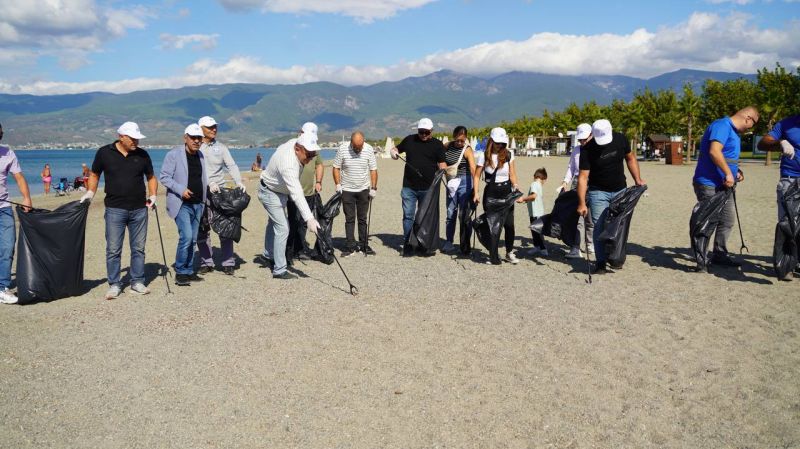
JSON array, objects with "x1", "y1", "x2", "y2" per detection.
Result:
[
  {"x1": 692, "y1": 106, "x2": 758, "y2": 271},
  {"x1": 159, "y1": 124, "x2": 208, "y2": 286}
]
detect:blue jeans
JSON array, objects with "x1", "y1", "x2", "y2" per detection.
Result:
[
  {"x1": 445, "y1": 176, "x2": 472, "y2": 243},
  {"x1": 174, "y1": 202, "x2": 204, "y2": 275},
  {"x1": 587, "y1": 188, "x2": 624, "y2": 265},
  {"x1": 401, "y1": 187, "x2": 428, "y2": 243},
  {"x1": 259, "y1": 185, "x2": 290, "y2": 275},
  {"x1": 0, "y1": 207, "x2": 15, "y2": 290},
  {"x1": 105, "y1": 207, "x2": 148, "y2": 287}
]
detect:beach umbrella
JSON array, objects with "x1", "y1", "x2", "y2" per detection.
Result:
[
  {"x1": 409, "y1": 170, "x2": 445, "y2": 254},
  {"x1": 774, "y1": 179, "x2": 800, "y2": 280},
  {"x1": 597, "y1": 185, "x2": 648, "y2": 268},
  {"x1": 314, "y1": 191, "x2": 343, "y2": 265},
  {"x1": 689, "y1": 188, "x2": 732, "y2": 271},
  {"x1": 510, "y1": 137, "x2": 517, "y2": 150},
  {"x1": 530, "y1": 190, "x2": 581, "y2": 248},
  {"x1": 442, "y1": 136, "x2": 449, "y2": 145}
]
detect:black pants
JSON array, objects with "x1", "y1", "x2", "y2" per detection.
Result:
[
  {"x1": 529, "y1": 216, "x2": 546, "y2": 249},
  {"x1": 483, "y1": 181, "x2": 515, "y2": 260},
  {"x1": 286, "y1": 195, "x2": 316, "y2": 257},
  {"x1": 342, "y1": 189, "x2": 370, "y2": 247}
]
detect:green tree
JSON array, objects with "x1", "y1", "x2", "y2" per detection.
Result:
[{"x1": 679, "y1": 82, "x2": 701, "y2": 160}]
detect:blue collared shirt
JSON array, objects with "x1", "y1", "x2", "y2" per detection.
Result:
[{"x1": 694, "y1": 117, "x2": 740, "y2": 187}]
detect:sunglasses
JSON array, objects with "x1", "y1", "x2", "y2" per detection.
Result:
[
  {"x1": 746, "y1": 115, "x2": 758, "y2": 125},
  {"x1": 418, "y1": 129, "x2": 431, "y2": 136}
]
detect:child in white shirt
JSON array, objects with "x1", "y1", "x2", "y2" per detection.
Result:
[{"x1": 517, "y1": 168, "x2": 548, "y2": 256}]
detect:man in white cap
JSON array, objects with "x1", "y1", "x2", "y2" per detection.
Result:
[
  {"x1": 195, "y1": 116, "x2": 245, "y2": 276},
  {"x1": 558, "y1": 123, "x2": 594, "y2": 259},
  {"x1": 287, "y1": 122, "x2": 325, "y2": 262},
  {"x1": 159, "y1": 124, "x2": 208, "y2": 286},
  {"x1": 81, "y1": 121, "x2": 158, "y2": 299},
  {"x1": 576, "y1": 119, "x2": 645, "y2": 274},
  {"x1": 390, "y1": 117, "x2": 446, "y2": 256},
  {"x1": 257, "y1": 130, "x2": 321, "y2": 279},
  {"x1": 0, "y1": 122, "x2": 33, "y2": 305}
]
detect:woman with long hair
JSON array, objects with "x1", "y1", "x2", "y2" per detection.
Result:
[
  {"x1": 472, "y1": 127, "x2": 520, "y2": 265},
  {"x1": 41, "y1": 164, "x2": 52, "y2": 195},
  {"x1": 443, "y1": 125, "x2": 477, "y2": 253}
]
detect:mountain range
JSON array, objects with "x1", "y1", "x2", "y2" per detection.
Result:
[{"x1": 0, "y1": 69, "x2": 755, "y2": 147}]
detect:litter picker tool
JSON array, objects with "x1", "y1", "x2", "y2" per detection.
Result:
[
  {"x1": 397, "y1": 154, "x2": 424, "y2": 178},
  {"x1": 363, "y1": 197, "x2": 373, "y2": 257},
  {"x1": 312, "y1": 229, "x2": 358, "y2": 296},
  {"x1": 584, "y1": 214, "x2": 592, "y2": 284},
  {"x1": 6, "y1": 200, "x2": 46, "y2": 213},
  {"x1": 732, "y1": 186, "x2": 749, "y2": 254},
  {"x1": 151, "y1": 204, "x2": 173, "y2": 294}
]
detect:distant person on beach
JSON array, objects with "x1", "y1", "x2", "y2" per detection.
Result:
[
  {"x1": 287, "y1": 122, "x2": 324, "y2": 262},
  {"x1": 473, "y1": 127, "x2": 520, "y2": 265},
  {"x1": 159, "y1": 124, "x2": 207, "y2": 287},
  {"x1": 195, "y1": 115, "x2": 245, "y2": 276},
  {"x1": 757, "y1": 114, "x2": 800, "y2": 221},
  {"x1": 81, "y1": 163, "x2": 90, "y2": 187},
  {"x1": 41, "y1": 164, "x2": 52, "y2": 195},
  {"x1": 333, "y1": 130, "x2": 378, "y2": 256},
  {"x1": 251, "y1": 153, "x2": 263, "y2": 171},
  {"x1": 518, "y1": 167, "x2": 549, "y2": 256},
  {"x1": 442, "y1": 125, "x2": 476, "y2": 254},
  {"x1": 558, "y1": 123, "x2": 594, "y2": 259},
  {"x1": 691, "y1": 107, "x2": 758, "y2": 272},
  {"x1": 257, "y1": 129, "x2": 321, "y2": 279},
  {"x1": 390, "y1": 118, "x2": 446, "y2": 256},
  {"x1": 576, "y1": 119, "x2": 646, "y2": 275},
  {"x1": 0, "y1": 122, "x2": 33, "y2": 305},
  {"x1": 81, "y1": 121, "x2": 157, "y2": 300}
]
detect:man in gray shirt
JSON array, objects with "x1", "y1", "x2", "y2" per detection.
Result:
[{"x1": 196, "y1": 116, "x2": 245, "y2": 276}]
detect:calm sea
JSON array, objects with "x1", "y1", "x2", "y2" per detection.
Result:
[{"x1": 7, "y1": 148, "x2": 337, "y2": 197}]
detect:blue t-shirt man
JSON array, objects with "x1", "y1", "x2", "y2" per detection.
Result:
[
  {"x1": 767, "y1": 115, "x2": 800, "y2": 178},
  {"x1": 693, "y1": 117, "x2": 740, "y2": 187}
]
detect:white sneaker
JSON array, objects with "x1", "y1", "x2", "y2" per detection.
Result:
[
  {"x1": 129, "y1": 282, "x2": 150, "y2": 295},
  {"x1": 588, "y1": 245, "x2": 595, "y2": 255},
  {"x1": 442, "y1": 241, "x2": 456, "y2": 253},
  {"x1": 505, "y1": 250, "x2": 520, "y2": 265},
  {"x1": 0, "y1": 288, "x2": 18, "y2": 304},
  {"x1": 104, "y1": 285, "x2": 121, "y2": 300},
  {"x1": 566, "y1": 247, "x2": 583, "y2": 259}
]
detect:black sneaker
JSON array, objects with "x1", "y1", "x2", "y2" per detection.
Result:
[
  {"x1": 197, "y1": 265, "x2": 214, "y2": 275},
  {"x1": 295, "y1": 251, "x2": 312, "y2": 261},
  {"x1": 341, "y1": 245, "x2": 358, "y2": 257},
  {"x1": 361, "y1": 244, "x2": 376, "y2": 256},
  {"x1": 711, "y1": 252, "x2": 741, "y2": 267},
  {"x1": 272, "y1": 271, "x2": 298, "y2": 280},
  {"x1": 402, "y1": 244, "x2": 414, "y2": 257},
  {"x1": 255, "y1": 254, "x2": 274, "y2": 269},
  {"x1": 189, "y1": 273, "x2": 204, "y2": 282},
  {"x1": 591, "y1": 263, "x2": 610, "y2": 275},
  {"x1": 175, "y1": 274, "x2": 191, "y2": 286},
  {"x1": 222, "y1": 266, "x2": 235, "y2": 276}
]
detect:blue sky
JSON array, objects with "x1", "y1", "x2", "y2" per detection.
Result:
[{"x1": 0, "y1": 0, "x2": 798, "y2": 94}]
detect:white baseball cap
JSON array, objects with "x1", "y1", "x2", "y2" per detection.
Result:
[
  {"x1": 592, "y1": 119, "x2": 613, "y2": 145},
  {"x1": 301, "y1": 122, "x2": 318, "y2": 135},
  {"x1": 417, "y1": 118, "x2": 433, "y2": 130},
  {"x1": 576, "y1": 123, "x2": 592, "y2": 140},
  {"x1": 117, "y1": 122, "x2": 145, "y2": 139},
  {"x1": 296, "y1": 132, "x2": 321, "y2": 153},
  {"x1": 184, "y1": 123, "x2": 204, "y2": 137},
  {"x1": 490, "y1": 127, "x2": 509, "y2": 145},
  {"x1": 198, "y1": 116, "x2": 217, "y2": 127}
]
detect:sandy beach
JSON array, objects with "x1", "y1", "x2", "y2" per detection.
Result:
[{"x1": 1, "y1": 155, "x2": 798, "y2": 448}]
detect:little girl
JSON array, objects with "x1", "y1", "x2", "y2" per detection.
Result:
[{"x1": 517, "y1": 168, "x2": 548, "y2": 256}]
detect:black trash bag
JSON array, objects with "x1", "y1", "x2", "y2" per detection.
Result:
[
  {"x1": 597, "y1": 185, "x2": 648, "y2": 268},
  {"x1": 458, "y1": 195, "x2": 477, "y2": 255},
  {"x1": 689, "y1": 188, "x2": 732, "y2": 270},
  {"x1": 314, "y1": 192, "x2": 343, "y2": 265},
  {"x1": 208, "y1": 187, "x2": 251, "y2": 243},
  {"x1": 472, "y1": 190, "x2": 523, "y2": 261},
  {"x1": 16, "y1": 201, "x2": 89, "y2": 303},
  {"x1": 774, "y1": 179, "x2": 800, "y2": 280},
  {"x1": 408, "y1": 170, "x2": 445, "y2": 254},
  {"x1": 530, "y1": 190, "x2": 580, "y2": 247}
]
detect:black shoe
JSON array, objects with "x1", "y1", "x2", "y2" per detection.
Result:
[
  {"x1": 591, "y1": 263, "x2": 610, "y2": 275},
  {"x1": 222, "y1": 266, "x2": 235, "y2": 275},
  {"x1": 295, "y1": 251, "x2": 312, "y2": 261},
  {"x1": 361, "y1": 244, "x2": 376, "y2": 256},
  {"x1": 272, "y1": 271, "x2": 298, "y2": 280},
  {"x1": 189, "y1": 273, "x2": 204, "y2": 282},
  {"x1": 711, "y1": 253, "x2": 741, "y2": 267},
  {"x1": 255, "y1": 254, "x2": 274, "y2": 269},
  {"x1": 175, "y1": 274, "x2": 191, "y2": 286},
  {"x1": 609, "y1": 262, "x2": 624, "y2": 270},
  {"x1": 402, "y1": 244, "x2": 414, "y2": 257},
  {"x1": 197, "y1": 265, "x2": 214, "y2": 275},
  {"x1": 694, "y1": 263, "x2": 708, "y2": 273},
  {"x1": 341, "y1": 245, "x2": 358, "y2": 257}
]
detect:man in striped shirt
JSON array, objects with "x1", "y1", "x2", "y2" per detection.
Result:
[
  {"x1": 333, "y1": 131, "x2": 378, "y2": 256},
  {"x1": 257, "y1": 132, "x2": 321, "y2": 279}
]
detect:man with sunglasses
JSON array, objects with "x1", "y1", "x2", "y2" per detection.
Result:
[
  {"x1": 258, "y1": 131, "x2": 321, "y2": 279},
  {"x1": 390, "y1": 118, "x2": 446, "y2": 256},
  {"x1": 195, "y1": 116, "x2": 245, "y2": 276},
  {"x1": 692, "y1": 106, "x2": 759, "y2": 271},
  {"x1": 159, "y1": 124, "x2": 208, "y2": 286}
]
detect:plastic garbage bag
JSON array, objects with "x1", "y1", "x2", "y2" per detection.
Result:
[
  {"x1": 208, "y1": 187, "x2": 251, "y2": 242},
  {"x1": 15, "y1": 201, "x2": 89, "y2": 303},
  {"x1": 597, "y1": 185, "x2": 648, "y2": 268},
  {"x1": 473, "y1": 189, "x2": 523, "y2": 262},
  {"x1": 314, "y1": 192, "x2": 342, "y2": 265},
  {"x1": 689, "y1": 188, "x2": 732, "y2": 271},
  {"x1": 530, "y1": 190, "x2": 580, "y2": 247},
  {"x1": 408, "y1": 170, "x2": 445, "y2": 254},
  {"x1": 458, "y1": 197, "x2": 477, "y2": 255},
  {"x1": 774, "y1": 179, "x2": 800, "y2": 280}
]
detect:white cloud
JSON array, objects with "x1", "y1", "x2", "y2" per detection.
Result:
[
  {"x1": 1, "y1": 11, "x2": 798, "y2": 95},
  {"x1": 217, "y1": 0, "x2": 437, "y2": 23},
  {"x1": 159, "y1": 34, "x2": 220, "y2": 50}
]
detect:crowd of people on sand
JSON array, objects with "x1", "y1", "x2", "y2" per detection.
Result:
[{"x1": 0, "y1": 103, "x2": 797, "y2": 304}]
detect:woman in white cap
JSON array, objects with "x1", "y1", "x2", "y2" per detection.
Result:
[
  {"x1": 557, "y1": 123, "x2": 594, "y2": 259},
  {"x1": 472, "y1": 127, "x2": 520, "y2": 265}
]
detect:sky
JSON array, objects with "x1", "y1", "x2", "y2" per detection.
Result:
[{"x1": 0, "y1": 0, "x2": 798, "y2": 95}]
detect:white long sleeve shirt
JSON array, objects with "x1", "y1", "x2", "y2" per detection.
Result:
[
  {"x1": 200, "y1": 140, "x2": 242, "y2": 186},
  {"x1": 563, "y1": 145, "x2": 582, "y2": 184},
  {"x1": 260, "y1": 138, "x2": 313, "y2": 221}
]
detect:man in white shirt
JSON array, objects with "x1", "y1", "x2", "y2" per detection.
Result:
[
  {"x1": 558, "y1": 123, "x2": 594, "y2": 258},
  {"x1": 257, "y1": 132, "x2": 321, "y2": 279},
  {"x1": 333, "y1": 131, "x2": 378, "y2": 256}
]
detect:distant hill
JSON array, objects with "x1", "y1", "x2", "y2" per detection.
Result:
[{"x1": 0, "y1": 69, "x2": 756, "y2": 147}]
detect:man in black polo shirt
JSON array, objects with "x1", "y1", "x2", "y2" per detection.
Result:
[
  {"x1": 81, "y1": 122, "x2": 158, "y2": 300},
  {"x1": 576, "y1": 119, "x2": 645, "y2": 274},
  {"x1": 390, "y1": 118, "x2": 446, "y2": 256}
]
